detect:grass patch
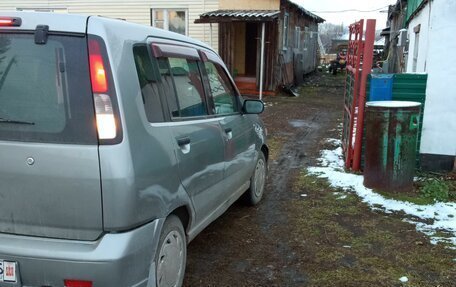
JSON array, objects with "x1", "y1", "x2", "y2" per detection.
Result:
[
  {"x1": 299, "y1": 86, "x2": 318, "y2": 98},
  {"x1": 371, "y1": 173, "x2": 456, "y2": 205},
  {"x1": 375, "y1": 189, "x2": 435, "y2": 205},
  {"x1": 287, "y1": 169, "x2": 456, "y2": 286},
  {"x1": 267, "y1": 135, "x2": 286, "y2": 161},
  {"x1": 293, "y1": 170, "x2": 331, "y2": 193}
]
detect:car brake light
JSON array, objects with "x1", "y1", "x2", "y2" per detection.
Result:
[
  {"x1": 88, "y1": 39, "x2": 108, "y2": 93},
  {"x1": 0, "y1": 17, "x2": 22, "y2": 27},
  {"x1": 88, "y1": 38, "x2": 117, "y2": 140},
  {"x1": 64, "y1": 279, "x2": 93, "y2": 287}
]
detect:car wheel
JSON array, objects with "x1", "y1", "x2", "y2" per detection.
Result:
[
  {"x1": 155, "y1": 215, "x2": 186, "y2": 287},
  {"x1": 244, "y1": 152, "x2": 267, "y2": 206}
]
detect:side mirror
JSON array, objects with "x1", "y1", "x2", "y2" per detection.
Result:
[{"x1": 242, "y1": 99, "x2": 265, "y2": 114}]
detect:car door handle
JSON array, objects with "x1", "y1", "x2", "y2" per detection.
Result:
[
  {"x1": 177, "y1": 137, "x2": 191, "y2": 146},
  {"x1": 224, "y1": 128, "x2": 233, "y2": 140}
]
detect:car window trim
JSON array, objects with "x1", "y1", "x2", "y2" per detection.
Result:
[
  {"x1": 149, "y1": 116, "x2": 225, "y2": 127},
  {"x1": 151, "y1": 42, "x2": 200, "y2": 60}
]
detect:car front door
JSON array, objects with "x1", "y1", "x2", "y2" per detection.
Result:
[{"x1": 201, "y1": 51, "x2": 256, "y2": 194}]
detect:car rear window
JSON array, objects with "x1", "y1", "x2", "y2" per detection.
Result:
[{"x1": 0, "y1": 33, "x2": 97, "y2": 144}]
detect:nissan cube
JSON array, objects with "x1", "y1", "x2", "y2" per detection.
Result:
[{"x1": 0, "y1": 12, "x2": 268, "y2": 287}]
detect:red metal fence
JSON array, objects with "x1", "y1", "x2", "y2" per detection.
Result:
[{"x1": 342, "y1": 19, "x2": 376, "y2": 171}]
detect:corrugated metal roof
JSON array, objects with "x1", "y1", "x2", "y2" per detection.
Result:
[
  {"x1": 198, "y1": 9, "x2": 280, "y2": 20},
  {"x1": 196, "y1": 1, "x2": 325, "y2": 23}
]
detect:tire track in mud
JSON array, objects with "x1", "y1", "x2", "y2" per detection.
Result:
[
  {"x1": 184, "y1": 74, "x2": 343, "y2": 286},
  {"x1": 254, "y1": 112, "x2": 338, "y2": 285}
]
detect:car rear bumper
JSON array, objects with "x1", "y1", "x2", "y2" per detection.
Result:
[{"x1": 0, "y1": 219, "x2": 164, "y2": 287}]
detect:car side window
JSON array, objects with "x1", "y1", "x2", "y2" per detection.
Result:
[
  {"x1": 157, "y1": 57, "x2": 180, "y2": 117},
  {"x1": 157, "y1": 57, "x2": 208, "y2": 118},
  {"x1": 133, "y1": 45, "x2": 164, "y2": 122},
  {"x1": 204, "y1": 62, "x2": 238, "y2": 115}
]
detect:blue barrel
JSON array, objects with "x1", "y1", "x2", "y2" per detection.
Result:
[{"x1": 368, "y1": 74, "x2": 394, "y2": 101}]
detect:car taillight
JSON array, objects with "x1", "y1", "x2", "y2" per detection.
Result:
[
  {"x1": 88, "y1": 40, "x2": 108, "y2": 93},
  {"x1": 64, "y1": 279, "x2": 93, "y2": 287},
  {"x1": 88, "y1": 37, "x2": 117, "y2": 140},
  {"x1": 93, "y1": 93, "x2": 116, "y2": 139},
  {"x1": 0, "y1": 17, "x2": 21, "y2": 27}
]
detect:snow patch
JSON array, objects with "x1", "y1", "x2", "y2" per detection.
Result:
[
  {"x1": 325, "y1": 138, "x2": 342, "y2": 146},
  {"x1": 307, "y1": 140, "x2": 456, "y2": 248}
]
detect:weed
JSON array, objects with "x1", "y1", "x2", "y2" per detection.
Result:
[
  {"x1": 420, "y1": 179, "x2": 452, "y2": 202},
  {"x1": 266, "y1": 135, "x2": 285, "y2": 161}
]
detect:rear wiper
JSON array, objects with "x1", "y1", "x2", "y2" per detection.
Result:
[{"x1": 0, "y1": 117, "x2": 35, "y2": 125}]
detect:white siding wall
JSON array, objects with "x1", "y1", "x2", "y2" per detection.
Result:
[
  {"x1": 0, "y1": 0, "x2": 219, "y2": 51},
  {"x1": 406, "y1": 1, "x2": 456, "y2": 157}
]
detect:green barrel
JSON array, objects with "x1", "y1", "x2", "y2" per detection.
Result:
[{"x1": 364, "y1": 101, "x2": 421, "y2": 192}]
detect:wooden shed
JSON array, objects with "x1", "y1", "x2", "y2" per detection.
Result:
[{"x1": 195, "y1": 0, "x2": 324, "y2": 97}]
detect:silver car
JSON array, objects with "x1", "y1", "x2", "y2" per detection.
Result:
[{"x1": 0, "y1": 12, "x2": 267, "y2": 287}]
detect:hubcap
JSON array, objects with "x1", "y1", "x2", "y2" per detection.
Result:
[
  {"x1": 254, "y1": 159, "x2": 266, "y2": 197},
  {"x1": 157, "y1": 230, "x2": 185, "y2": 287}
]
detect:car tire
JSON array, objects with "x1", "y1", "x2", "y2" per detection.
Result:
[
  {"x1": 155, "y1": 215, "x2": 186, "y2": 287},
  {"x1": 244, "y1": 152, "x2": 267, "y2": 206}
]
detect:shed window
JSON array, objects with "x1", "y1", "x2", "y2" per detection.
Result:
[
  {"x1": 151, "y1": 9, "x2": 188, "y2": 36},
  {"x1": 412, "y1": 29, "x2": 420, "y2": 72},
  {"x1": 282, "y1": 12, "x2": 289, "y2": 50},
  {"x1": 295, "y1": 27, "x2": 301, "y2": 49}
]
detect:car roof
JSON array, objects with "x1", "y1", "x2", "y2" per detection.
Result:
[
  {"x1": 0, "y1": 11, "x2": 214, "y2": 53},
  {"x1": 0, "y1": 11, "x2": 89, "y2": 33}
]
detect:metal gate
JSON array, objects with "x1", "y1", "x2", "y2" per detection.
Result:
[{"x1": 342, "y1": 19, "x2": 376, "y2": 171}]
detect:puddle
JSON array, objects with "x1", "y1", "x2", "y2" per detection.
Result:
[{"x1": 289, "y1": 119, "x2": 314, "y2": 128}]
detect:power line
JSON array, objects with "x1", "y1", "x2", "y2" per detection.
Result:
[{"x1": 311, "y1": 5, "x2": 389, "y2": 13}]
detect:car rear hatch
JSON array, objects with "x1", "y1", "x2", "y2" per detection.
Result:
[{"x1": 0, "y1": 13, "x2": 103, "y2": 241}]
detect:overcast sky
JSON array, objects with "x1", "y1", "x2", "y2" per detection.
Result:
[{"x1": 293, "y1": 0, "x2": 397, "y2": 29}]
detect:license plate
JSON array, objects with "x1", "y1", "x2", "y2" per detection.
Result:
[{"x1": 0, "y1": 260, "x2": 17, "y2": 282}]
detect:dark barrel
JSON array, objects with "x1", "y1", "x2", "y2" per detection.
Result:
[{"x1": 364, "y1": 101, "x2": 421, "y2": 192}]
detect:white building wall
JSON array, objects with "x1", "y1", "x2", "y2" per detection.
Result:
[
  {"x1": 0, "y1": 0, "x2": 219, "y2": 51},
  {"x1": 406, "y1": 0, "x2": 456, "y2": 157},
  {"x1": 406, "y1": 4, "x2": 430, "y2": 73}
]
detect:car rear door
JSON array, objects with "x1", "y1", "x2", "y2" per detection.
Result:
[
  {"x1": 0, "y1": 23, "x2": 103, "y2": 241},
  {"x1": 149, "y1": 41, "x2": 226, "y2": 224}
]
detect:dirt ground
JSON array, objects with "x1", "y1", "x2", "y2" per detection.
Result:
[{"x1": 183, "y1": 73, "x2": 456, "y2": 287}]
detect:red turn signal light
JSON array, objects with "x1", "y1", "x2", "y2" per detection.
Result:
[{"x1": 0, "y1": 17, "x2": 22, "y2": 27}]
